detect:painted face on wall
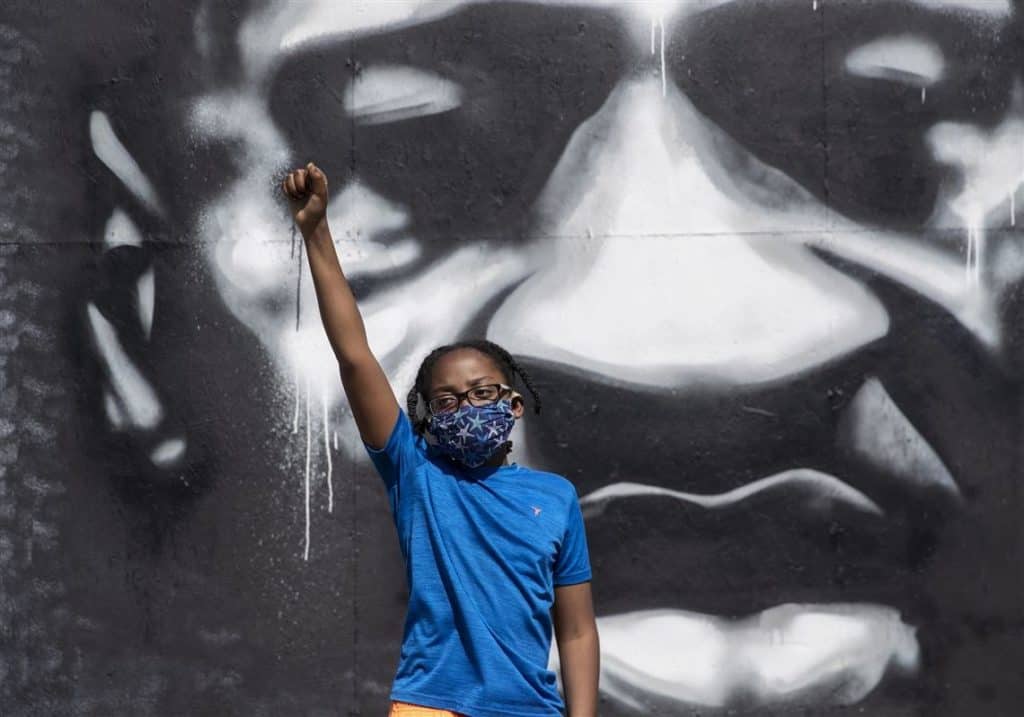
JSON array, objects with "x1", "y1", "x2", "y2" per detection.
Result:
[{"x1": 84, "y1": 0, "x2": 1024, "y2": 713}]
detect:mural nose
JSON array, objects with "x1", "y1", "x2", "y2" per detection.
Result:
[{"x1": 488, "y1": 76, "x2": 888, "y2": 387}]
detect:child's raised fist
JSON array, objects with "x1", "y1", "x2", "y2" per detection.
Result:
[{"x1": 282, "y1": 161, "x2": 329, "y2": 237}]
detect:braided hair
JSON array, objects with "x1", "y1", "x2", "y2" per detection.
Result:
[{"x1": 406, "y1": 340, "x2": 542, "y2": 435}]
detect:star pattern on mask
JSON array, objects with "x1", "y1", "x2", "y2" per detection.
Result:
[{"x1": 429, "y1": 400, "x2": 516, "y2": 468}]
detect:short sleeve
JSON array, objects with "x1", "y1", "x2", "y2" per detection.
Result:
[
  {"x1": 362, "y1": 408, "x2": 423, "y2": 494},
  {"x1": 553, "y1": 489, "x2": 592, "y2": 586}
]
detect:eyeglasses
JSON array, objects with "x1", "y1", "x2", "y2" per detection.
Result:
[{"x1": 428, "y1": 384, "x2": 513, "y2": 415}]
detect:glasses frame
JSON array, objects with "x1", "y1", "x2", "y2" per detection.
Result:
[{"x1": 427, "y1": 383, "x2": 514, "y2": 416}]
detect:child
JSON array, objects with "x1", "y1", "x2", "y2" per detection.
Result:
[{"x1": 281, "y1": 162, "x2": 600, "y2": 717}]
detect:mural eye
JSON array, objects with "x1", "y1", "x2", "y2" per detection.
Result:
[
  {"x1": 345, "y1": 65, "x2": 464, "y2": 125},
  {"x1": 667, "y1": 1, "x2": 1013, "y2": 228},
  {"x1": 267, "y1": 4, "x2": 627, "y2": 238},
  {"x1": 844, "y1": 35, "x2": 945, "y2": 89}
]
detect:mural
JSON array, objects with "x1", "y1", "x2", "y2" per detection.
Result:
[{"x1": 4, "y1": 0, "x2": 1024, "y2": 714}]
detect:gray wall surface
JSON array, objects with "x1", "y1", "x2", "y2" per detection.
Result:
[{"x1": 3, "y1": 0, "x2": 1024, "y2": 714}]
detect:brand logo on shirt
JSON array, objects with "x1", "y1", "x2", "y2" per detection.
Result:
[{"x1": 531, "y1": 506, "x2": 542, "y2": 516}]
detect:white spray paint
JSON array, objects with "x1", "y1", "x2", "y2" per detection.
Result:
[
  {"x1": 965, "y1": 225, "x2": 982, "y2": 286},
  {"x1": 845, "y1": 35, "x2": 944, "y2": 83},
  {"x1": 102, "y1": 208, "x2": 144, "y2": 249},
  {"x1": 150, "y1": 438, "x2": 186, "y2": 469},
  {"x1": 346, "y1": 65, "x2": 464, "y2": 125},
  {"x1": 839, "y1": 377, "x2": 961, "y2": 499},
  {"x1": 649, "y1": 16, "x2": 666, "y2": 98},
  {"x1": 844, "y1": 35, "x2": 944, "y2": 94},
  {"x1": 580, "y1": 469, "x2": 882, "y2": 518},
  {"x1": 491, "y1": 79, "x2": 890, "y2": 386},
  {"x1": 89, "y1": 110, "x2": 165, "y2": 217},
  {"x1": 86, "y1": 303, "x2": 164, "y2": 430},
  {"x1": 292, "y1": 366, "x2": 300, "y2": 434},
  {"x1": 927, "y1": 102, "x2": 1024, "y2": 290},
  {"x1": 813, "y1": 0, "x2": 818, "y2": 11},
  {"x1": 332, "y1": 430, "x2": 338, "y2": 451},
  {"x1": 322, "y1": 378, "x2": 334, "y2": 513},
  {"x1": 137, "y1": 268, "x2": 155, "y2": 341},
  {"x1": 99, "y1": 209, "x2": 155, "y2": 340},
  {"x1": 550, "y1": 603, "x2": 919, "y2": 710}
]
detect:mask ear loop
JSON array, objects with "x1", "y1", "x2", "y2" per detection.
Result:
[
  {"x1": 503, "y1": 391, "x2": 522, "y2": 456},
  {"x1": 416, "y1": 395, "x2": 440, "y2": 445}
]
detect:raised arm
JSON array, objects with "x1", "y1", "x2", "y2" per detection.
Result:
[{"x1": 281, "y1": 162, "x2": 399, "y2": 449}]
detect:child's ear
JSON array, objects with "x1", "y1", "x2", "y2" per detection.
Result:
[{"x1": 510, "y1": 392, "x2": 525, "y2": 417}]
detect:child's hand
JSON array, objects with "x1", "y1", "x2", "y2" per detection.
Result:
[{"x1": 282, "y1": 162, "x2": 329, "y2": 237}]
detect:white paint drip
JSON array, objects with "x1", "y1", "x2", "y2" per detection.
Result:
[
  {"x1": 322, "y1": 378, "x2": 334, "y2": 513},
  {"x1": 965, "y1": 225, "x2": 983, "y2": 287},
  {"x1": 303, "y1": 371, "x2": 312, "y2": 562},
  {"x1": 650, "y1": 17, "x2": 666, "y2": 97},
  {"x1": 659, "y1": 18, "x2": 666, "y2": 98},
  {"x1": 927, "y1": 97, "x2": 1024, "y2": 290},
  {"x1": 921, "y1": 86, "x2": 926, "y2": 103},
  {"x1": 1011, "y1": 189, "x2": 1016, "y2": 227},
  {"x1": 292, "y1": 365, "x2": 300, "y2": 434},
  {"x1": 333, "y1": 430, "x2": 338, "y2": 451},
  {"x1": 813, "y1": 0, "x2": 818, "y2": 10}
]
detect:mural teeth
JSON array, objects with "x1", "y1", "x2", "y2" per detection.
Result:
[{"x1": 556, "y1": 603, "x2": 919, "y2": 711}]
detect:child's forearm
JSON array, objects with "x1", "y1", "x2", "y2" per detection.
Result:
[
  {"x1": 301, "y1": 219, "x2": 372, "y2": 367},
  {"x1": 559, "y1": 627, "x2": 600, "y2": 717}
]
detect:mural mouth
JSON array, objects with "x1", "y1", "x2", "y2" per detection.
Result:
[
  {"x1": 516, "y1": 348, "x2": 967, "y2": 710},
  {"x1": 577, "y1": 602, "x2": 920, "y2": 712},
  {"x1": 569, "y1": 468, "x2": 933, "y2": 711}
]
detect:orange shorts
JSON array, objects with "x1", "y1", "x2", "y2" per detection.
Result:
[{"x1": 388, "y1": 700, "x2": 468, "y2": 717}]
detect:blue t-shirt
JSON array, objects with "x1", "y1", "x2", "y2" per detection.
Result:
[{"x1": 363, "y1": 408, "x2": 592, "y2": 717}]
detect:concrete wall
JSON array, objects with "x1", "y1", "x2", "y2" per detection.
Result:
[{"x1": 3, "y1": 0, "x2": 1024, "y2": 714}]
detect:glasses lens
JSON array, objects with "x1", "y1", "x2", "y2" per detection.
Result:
[
  {"x1": 468, "y1": 385, "x2": 500, "y2": 405},
  {"x1": 430, "y1": 396, "x2": 458, "y2": 414}
]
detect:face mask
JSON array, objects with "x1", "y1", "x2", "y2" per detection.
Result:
[{"x1": 427, "y1": 398, "x2": 516, "y2": 469}]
